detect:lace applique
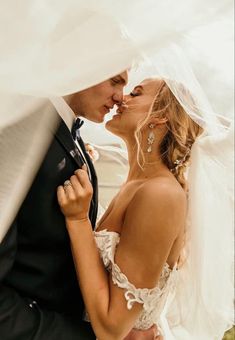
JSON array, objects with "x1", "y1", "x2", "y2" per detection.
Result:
[
  {"x1": 94, "y1": 229, "x2": 178, "y2": 330},
  {"x1": 94, "y1": 229, "x2": 120, "y2": 268},
  {"x1": 111, "y1": 260, "x2": 174, "y2": 310}
]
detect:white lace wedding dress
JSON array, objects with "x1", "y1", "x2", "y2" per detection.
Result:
[{"x1": 93, "y1": 228, "x2": 178, "y2": 331}]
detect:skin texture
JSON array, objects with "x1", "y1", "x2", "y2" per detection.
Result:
[
  {"x1": 57, "y1": 79, "x2": 187, "y2": 339},
  {"x1": 64, "y1": 72, "x2": 128, "y2": 123}
]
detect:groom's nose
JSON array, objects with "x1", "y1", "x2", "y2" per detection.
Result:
[{"x1": 112, "y1": 90, "x2": 123, "y2": 106}]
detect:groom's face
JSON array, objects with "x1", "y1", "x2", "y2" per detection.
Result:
[{"x1": 68, "y1": 71, "x2": 128, "y2": 123}]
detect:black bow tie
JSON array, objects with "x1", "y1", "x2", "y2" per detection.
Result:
[{"x1": 71, "y1": 118, "x2": 84, "y2": 140}]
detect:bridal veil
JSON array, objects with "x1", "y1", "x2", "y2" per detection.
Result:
[{"x1": 0, "y1": 1, "x2": 233, "y2": 338}]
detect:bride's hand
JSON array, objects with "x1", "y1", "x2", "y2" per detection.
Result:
[{"x1": 57, "y1": 165, "x2": 93, "y2": 221}]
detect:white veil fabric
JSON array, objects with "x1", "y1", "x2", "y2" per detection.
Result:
[
  {"x1": 147, "y1": 50, "x2": 234, "y2": 339},
  {"x1": 119, "y1": 43, "x2": 234, "y2": 339},
  {"x1": 0, "y1": 0, "x2": 234, "y2": 339}
]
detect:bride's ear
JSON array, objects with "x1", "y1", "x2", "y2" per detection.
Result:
[{"x1": 149, "y1": 115, "x2": 168, "y2": 127}]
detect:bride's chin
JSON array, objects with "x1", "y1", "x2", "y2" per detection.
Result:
[
  {"x1": 105, "y1": 119, "x2": 114, "y2": 131},
  {"x1": 105, "y1": 120, "x2": 120, "y2": 136}
]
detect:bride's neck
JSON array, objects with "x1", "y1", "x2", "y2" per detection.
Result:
[{"x1": 125, "y1": 142, "x2": 168, "y2": 182}]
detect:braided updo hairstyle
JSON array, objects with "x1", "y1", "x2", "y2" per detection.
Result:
[
  {"x1": 137, "y1": 79, "x2": 203, "y2": 190},
  {"x1": 155, "y1": 80, "x2": 203, "y2": 188}
]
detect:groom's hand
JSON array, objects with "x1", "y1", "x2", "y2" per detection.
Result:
[{"x1": 123, "y1": 325, "x2": 163, "y2": 339}]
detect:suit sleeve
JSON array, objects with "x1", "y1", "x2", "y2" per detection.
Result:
[{"x1": 0, "y1": 222, "x2": 95, "y2": 340}]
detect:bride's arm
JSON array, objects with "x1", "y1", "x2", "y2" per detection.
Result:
[{"x1": 57, "y1": 168, "x2": 186, "y2": 340}]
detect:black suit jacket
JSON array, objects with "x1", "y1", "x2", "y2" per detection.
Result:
[{"x1": 0, "y1": 112, "x2": 98, "y2": 340}]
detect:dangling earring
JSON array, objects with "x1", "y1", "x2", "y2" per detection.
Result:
[{"x1": 147, "y1": 123, "x2": 155, "y2": 153}]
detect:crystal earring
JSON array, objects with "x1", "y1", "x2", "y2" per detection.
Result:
[{"x1": 147, "y1": 123, "x2": 155, "y2": 153}]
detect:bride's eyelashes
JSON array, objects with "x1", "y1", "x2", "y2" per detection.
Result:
[{"x1": 130, "y1": 92, "x2": 140, "y2": 97}]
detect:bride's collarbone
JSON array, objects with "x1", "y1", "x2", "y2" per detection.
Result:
[{"x1": 96, "y1": 182, "x2": 142, "y2": 233}]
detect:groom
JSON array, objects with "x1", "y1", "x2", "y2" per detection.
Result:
[
  {"x1": 0, "y1": 71, "x2": 127, "y2": 340},
  {"x1": 0, "y1": 71, "x2": 157, "y2": 340}
]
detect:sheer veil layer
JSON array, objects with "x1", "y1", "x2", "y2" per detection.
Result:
[{"x1": 0, "y1": 1, "x2": 233, "y2": 338}]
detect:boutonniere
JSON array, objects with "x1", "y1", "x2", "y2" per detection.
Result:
[{"x1": 85, "y1": 143, "x2": 99, "y2": 162}]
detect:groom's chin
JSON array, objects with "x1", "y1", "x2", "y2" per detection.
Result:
[{"x1": 88, "y1": 113, "x2": 106, "y2": 124}]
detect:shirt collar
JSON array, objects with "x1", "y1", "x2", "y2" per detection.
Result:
[{"x1": 50, "y1": 96, "x2": 76, "y2": 131}]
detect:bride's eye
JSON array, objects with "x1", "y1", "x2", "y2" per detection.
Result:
[{"x1": 130, "y1": 92, "x2": 139, "y2": 97}]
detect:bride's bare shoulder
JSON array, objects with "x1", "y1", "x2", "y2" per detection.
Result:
[
  {"x1": 131, "y1": 176, "x2": 186, "y2": 209},
  {"x1": 122, "y1": 176, "x2": 187, "y2": 240},
  {"x1": 120, "y1": 176, "x2": 187, "y2": 266}
]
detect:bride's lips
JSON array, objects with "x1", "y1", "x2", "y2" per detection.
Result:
[{"x1": 111, "y1": 113, "x2": 121, "y2": 119}]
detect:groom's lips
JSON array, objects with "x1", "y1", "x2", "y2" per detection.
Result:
[
  {"x1": 102, "y1": 106, "x2": 110, "y2": 114},
  {"x1": 103, "y1": 105, "x2": 113, "y2": 113}
]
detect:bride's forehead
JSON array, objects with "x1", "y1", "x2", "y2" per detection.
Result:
[{"x1": 139, "y1": 78, "x2": 161, "y2": 90}]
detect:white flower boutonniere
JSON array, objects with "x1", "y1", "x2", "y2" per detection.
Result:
[{"x1": 85, "y1": 143, "x2": 99, "y2": 163}]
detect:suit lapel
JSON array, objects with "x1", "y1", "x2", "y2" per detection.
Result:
[
  {"x1": 55, "y1": 118, "x2": 84, "y2": 168},
  {"x1": 54, "y1": 117, "x2": 98, "y2": 228},
  {"x1": 78, "y1": 138, "x2": 98, "y2": 228}
]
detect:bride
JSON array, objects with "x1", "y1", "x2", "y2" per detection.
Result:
[{"x1": 57, "y1": 77, "x2": 203, "y2": 340}]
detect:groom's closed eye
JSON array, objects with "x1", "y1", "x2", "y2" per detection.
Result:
[
  {"x1": 111, "y1": 77, "x2": 121, "y2": 84},
  {"x1": 111, "y1": 75, "x2": 127, "y2": 86}
]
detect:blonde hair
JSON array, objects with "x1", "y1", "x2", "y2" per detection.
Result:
[{"x1": 136, "y1": 79, "x2": 203, "y2": 189}]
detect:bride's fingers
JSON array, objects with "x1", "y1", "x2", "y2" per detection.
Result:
[
  {"x1": 57, "y1": 186, "x2": 67, "y2": 206},
  {"x1": 70, "y1": 175, "x2": 83, "y2": 196},
  {"x1": 64, "y1": 180, "x2": 76, "y2": 200},
  {"x1": 63, "y1": 183, "x2": 76, "y2": 200},
  {"x1": 74, "y1": 168, "x2": 92, "y2": 191}
]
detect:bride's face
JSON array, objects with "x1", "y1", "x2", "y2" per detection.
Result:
[{"x1": 105, "y1": 78, "x2": 161, "y2": 138}]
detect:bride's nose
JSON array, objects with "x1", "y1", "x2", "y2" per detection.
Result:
[{"x1": 117, "y1": 98, "x2": 128, "y2": 113}]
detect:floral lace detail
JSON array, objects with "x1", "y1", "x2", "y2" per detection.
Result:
[
  {"x1": 94, "y1": 229, "x2": 178, "y2": 330},
  {"x1": 111, "y1": 261, "x2": 173, "y2": 310},
  {"x1": 94, "y1": 229, "x2": 120, "y2": 268}
]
